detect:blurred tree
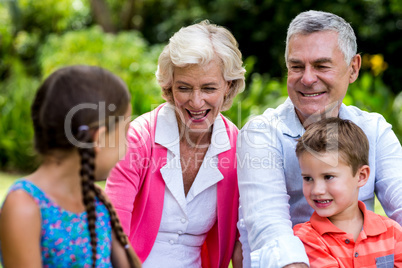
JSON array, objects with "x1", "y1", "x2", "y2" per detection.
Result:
[
  {"x1": 132, "y1": 0, "x2": 402, "y2": 93},
  {"x1": 89, "y1": 0, "x2": 115, "y2": 32},
  {"x1": 1, "y1": 0, "x2": 402, "y2": 172}
]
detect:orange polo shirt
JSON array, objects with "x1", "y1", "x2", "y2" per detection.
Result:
[{"x1": 294, "y1": 201, "x2": 402, "y2": 268}]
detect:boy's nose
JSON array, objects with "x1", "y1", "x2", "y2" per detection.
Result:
[{"x1": 311, "y1": 181, "x2": 326, "y2": 195}]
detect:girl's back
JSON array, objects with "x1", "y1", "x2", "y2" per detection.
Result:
[{"x1": 2, "y1": 180, "x2": 112, "y2": 267}]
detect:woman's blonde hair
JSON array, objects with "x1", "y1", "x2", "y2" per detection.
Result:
[{"x1": 156, "y1": 20, "x2": 246, "y2": 111}]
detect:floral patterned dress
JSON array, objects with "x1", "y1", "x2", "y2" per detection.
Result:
[{"x1": 0, "y1": 179, "x2": 112, "y2": 267}]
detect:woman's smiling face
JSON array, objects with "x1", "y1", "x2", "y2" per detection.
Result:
[{"x1": 172, "y1": 60, "x2": 230, "y2": 134}]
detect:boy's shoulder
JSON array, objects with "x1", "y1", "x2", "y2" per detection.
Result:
[
  {"x1": 293, "y1": 221, "x2": 318, "y2": 237},
  {"x1": 365, "y1": 209, "x2": 402, "y2": 234}
]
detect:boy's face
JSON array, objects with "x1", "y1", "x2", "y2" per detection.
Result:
[{"x1": 298, "y1": 151, "x2": 368, "y2": 222}]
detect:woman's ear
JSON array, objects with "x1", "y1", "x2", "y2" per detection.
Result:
[
  {"x1": 357, "y1": 165, "x2": 370, "y2": 188},
  {"x1": 227, "y1": 80, "x2": 232, "y2": 92},
  {"x1": 92, "y1": 126, "x2": 107, "y2": 154}
]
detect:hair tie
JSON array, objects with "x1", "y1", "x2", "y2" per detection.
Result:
[
  {"x1": 124, "y1": 244, "x2": 130, "y2": 249},
  {"x1": 78, "y1": 125, "x2": 89, "y2": 132}
]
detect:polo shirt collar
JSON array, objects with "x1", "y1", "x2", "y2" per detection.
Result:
[
  {"x1": 359, "y1": 201, "x2": 388, "y2": 236},
  {"x1": 310, "y1": 201, "x2": 388, "y2": 236}
]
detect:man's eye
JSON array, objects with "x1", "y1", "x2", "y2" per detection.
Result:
[{"x1": 290, "y1": 66, "x2": 304, "y2": 71}]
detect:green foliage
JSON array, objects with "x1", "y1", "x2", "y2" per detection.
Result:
[
  {"x1": 0, "y1": 60, "x2": 40, "y2": 171},
  {"x1": 1, "y1": 0, "x2": 402, "y2": 172},
  {"x1": 39, "y1": 26, "x2": 164, "y2": 117},
  {"x1": 134, "y1": 0, "x2": 402, "y2": 95},
  {"x1": 0, "y1": 3, "x2": 14, "y2": 77},
  {"x1": 0, "y1": 26, "x2": 164, "y2": 171},
  {"x1": 13, "y1": 0, "x2": 90, "y2": 34},
  {"x1": 223, "y1": 56, "x2": 288, "y2": 127}
]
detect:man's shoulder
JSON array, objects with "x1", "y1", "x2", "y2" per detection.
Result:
[
  {"x1": 240, "y1": 100, "x2": 292, "y2": 131},
  {"x1": 341, "y1": 104, "x2": 387, "y2": 123}
]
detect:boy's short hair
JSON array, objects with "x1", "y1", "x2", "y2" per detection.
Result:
[{"x1": 295, "y1": 117, "x2": 369, "y2": 175}]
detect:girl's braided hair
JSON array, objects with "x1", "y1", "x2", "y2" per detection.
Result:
[{"x1": 31, "y1": 65, "x2": 141, "y2": 267}]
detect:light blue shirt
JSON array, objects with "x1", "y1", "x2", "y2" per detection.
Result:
[{"x1": 237, "y1": 98, "x2": 402, "y2": 267}]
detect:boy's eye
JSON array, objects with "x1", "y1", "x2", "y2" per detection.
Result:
[
  {"x1": 324, "y1": 175, "x2": 334, "y2": 180},
  {"x1": 303, "y1": 176, "x2": 313, "y2": 182}
]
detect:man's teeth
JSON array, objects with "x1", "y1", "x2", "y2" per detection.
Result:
[
  {"x1": 316, "y1": 200, "x2": 331, "y2": 203},
  {"x1": 304, "y1": 93, "x2": 321, "y2": 97}
]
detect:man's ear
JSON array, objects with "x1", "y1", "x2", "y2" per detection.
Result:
[
  {"x1": 357, "y1": 164, "x2": 370, "y2": 188},
  {"x1": 349, "y1": 54, "x2": 361, "y2": 83},
  {"x1": 92, "y1": 126, "x2": 107, "y2": 154}
]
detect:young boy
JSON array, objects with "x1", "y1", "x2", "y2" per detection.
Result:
[{"x1": 294, "y1": 117, "x2": 402, "y2": 267}]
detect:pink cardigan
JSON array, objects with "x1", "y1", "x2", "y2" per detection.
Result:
[{"x1": 105, "y1": 104, "x2": 239, "y2": 268}]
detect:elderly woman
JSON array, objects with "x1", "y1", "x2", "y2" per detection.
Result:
[{"x1": 105, "y1": 20, "x2": 245, "y2": 268}]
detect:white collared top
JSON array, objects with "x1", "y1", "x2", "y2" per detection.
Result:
[{"x1": 142, "y1": 104, "x2": 231, "y2": 268}]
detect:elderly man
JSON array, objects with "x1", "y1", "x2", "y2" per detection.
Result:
[{"x1": 237, "y1": 10, "x2": 402, "y2": 268}]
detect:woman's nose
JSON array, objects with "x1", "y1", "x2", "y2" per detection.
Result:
[{"x1": 189, "y1": 90, "x2": 205, "y2": 108}]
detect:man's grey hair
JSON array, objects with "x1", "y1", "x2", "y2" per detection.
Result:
[{"x1": 285, "y1": 10, "x2": 357, "y2": 65}]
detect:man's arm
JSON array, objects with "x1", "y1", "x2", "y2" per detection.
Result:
[
  {"x1": 373, "y1": 116, "x2": 402, "y2": 223},
  {"x1": 237, "y1": 116, "x2": 309, "y2": 268}
]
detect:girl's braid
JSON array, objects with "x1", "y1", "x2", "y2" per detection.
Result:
[
  {"x1": 77, "y1": 130, "x2": 98, "y2": 268},
  {"x1": 94, "y1": 186, "x2": 142, "y2": 268}
]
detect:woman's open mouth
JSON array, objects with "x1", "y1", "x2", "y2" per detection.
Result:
[{"x1": 186, "y1": 109, "x2": 210, "y2": 121}]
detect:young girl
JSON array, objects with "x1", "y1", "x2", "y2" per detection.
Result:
[{"x1": 0, "y1": 65, "x2": 141, "y2": 268}]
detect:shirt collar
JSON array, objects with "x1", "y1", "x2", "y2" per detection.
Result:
[
  {"x1": 154, "y1": 103, "x2": 231, "y2": 157},
  {"x1": 279, "y1": 99, "x2": 352, "y2": 138},
  {"x1": 310, "y1": 201, "x2": 388, "y2": 236},
  {"x1": 207, "y1": 114, "x2": 231, "y2": 157},
  {"x1": 155, "y1": 103, "x2": 180, "y2": 155},
  {"x1": 277, "y1": 98, "x2": 305, "y2": 138},
  {"x1": 359, "y1": 201, "x2": 388, "y2": 236}
]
